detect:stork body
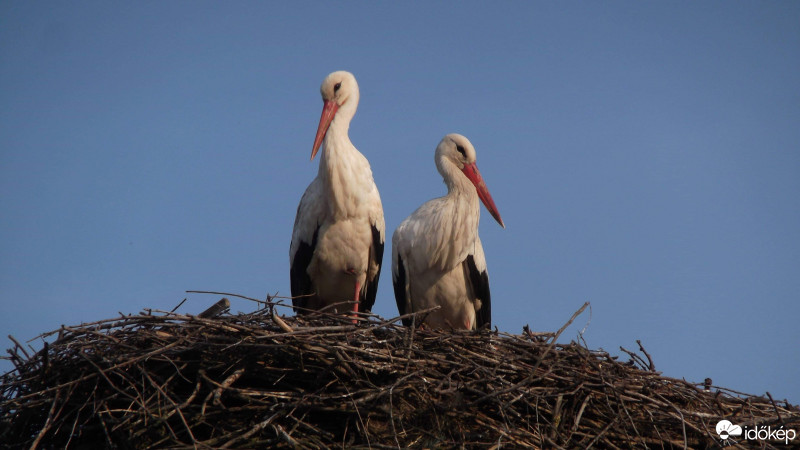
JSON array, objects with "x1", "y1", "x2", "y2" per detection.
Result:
[
  {"x1": 392, "y1": 134, "x2": 504, "y2": 330},
  {"x1": 290, "y1": 71, "x2": 384, "y2": 316}
]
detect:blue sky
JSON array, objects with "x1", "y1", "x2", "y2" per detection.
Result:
[{"x1": 1, "y1": 2, "x2": 798, "y2": 401}]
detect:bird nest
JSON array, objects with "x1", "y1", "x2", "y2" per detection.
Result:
[{"x1": 1, "y1": 295, "x2": 798, "y2": 449}]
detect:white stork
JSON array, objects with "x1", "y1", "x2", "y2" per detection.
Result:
[
  {"x1": 290, "y1": 71, "x2": 385, "y2": 317},
  {"x1": 392, "y1": 134, "x2": 504, "y2": 330}
]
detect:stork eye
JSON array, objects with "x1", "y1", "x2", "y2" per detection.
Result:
[
  {"x1": 456, "y1": 145, "x2": 467, "y2": 157},
  {"x1": 334, "y1": 82, "x2": 342, "y2": 93}
]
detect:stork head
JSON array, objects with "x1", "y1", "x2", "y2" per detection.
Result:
[
  {"x1": 311, "y1": 71, "x2": 360, "y2": 160},
  {"x1": 436, "y1": 134, "x2": 505, "y2": 228}
]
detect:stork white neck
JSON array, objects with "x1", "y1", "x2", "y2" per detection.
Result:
[
  {"x1": 318, "y1": 93, "x2": 357, "y2": 167},
  {"x1": 428, "y1": 156, "x2": 482, "y2": 269},
  {"x1": 316, "y1": 89, "x2": 374, "y2": 220},
  {"x1": 439, "y1": 157, "x2": 482, "y2": 206}
]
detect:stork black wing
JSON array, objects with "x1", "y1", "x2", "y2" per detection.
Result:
[
  {"x1": 290, "y1": 226, "x2": 319, "y2": 313},
  {"x1": 465, "y1": 254, "x2": 491, "y2": 329},
  {"x1": 361, "y1": 224, "x2": 384, "y2": 313},
  {"x1": 392, "y1": 252, "x2": 412, "y2": 327}
]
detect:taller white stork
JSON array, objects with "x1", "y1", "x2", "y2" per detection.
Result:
[
  {"x1": 290, "y1": 71, "x2": 385, "y2": 317},
  {"x1": 392, "y1": 134, "x2": 504, "y2": 330}
]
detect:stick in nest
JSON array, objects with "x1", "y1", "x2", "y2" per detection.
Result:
[
  {"x1": 272, "y1": 309, "x2": 294, "y2": 333},
  {"x1": 198, "y1": 298, "x2": 231, "y2": 319}
]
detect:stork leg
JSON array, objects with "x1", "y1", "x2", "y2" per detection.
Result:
[{"x1": 352, "y1": 280, "x2": 361, "y2": 324}]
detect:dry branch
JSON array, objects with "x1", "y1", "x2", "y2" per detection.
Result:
[{"x1": 198, "y1": 297, "x2": 231, "y2": 319}]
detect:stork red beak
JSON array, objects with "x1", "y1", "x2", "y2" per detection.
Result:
[
  {"x1": 462, "y1": 163, "x2": 505, "y2": 228},
  {"x1": 311, "y1": 100, "x2": 339, "y2": 160}
]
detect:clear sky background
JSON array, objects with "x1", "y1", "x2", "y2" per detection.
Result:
[{"x1": 1, "y1": 2, "x2": 798, "y2": 401}]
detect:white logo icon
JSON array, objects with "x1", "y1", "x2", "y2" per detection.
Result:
[{"x1": 716, "y1": 420, "x2": 743, "y2": 440}]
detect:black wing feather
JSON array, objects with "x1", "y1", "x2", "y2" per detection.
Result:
[
  {"x1": 361, "y1": 224, "x2": 384, "y2": 313},
  {"x1": 290, "y1": 226, "x2": 319, "y2": 312},
  {"x1": 465, "y1": 254, "x2": 492, "y2": 329},
  {"x1": 393, "y1": 252, "x2": 411, "y2": 327}
]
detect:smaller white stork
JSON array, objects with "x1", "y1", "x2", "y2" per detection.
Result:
[
  {"x1": 290, "y1": 71, "x2": 385, "y2": 317},
  {"x1": 392, "y1": 134, "x2": 504, "y2": 330}
]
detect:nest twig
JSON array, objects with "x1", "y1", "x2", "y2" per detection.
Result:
[{"x1": 0, "y1": 297, "x2": 797, "y2": 449}]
